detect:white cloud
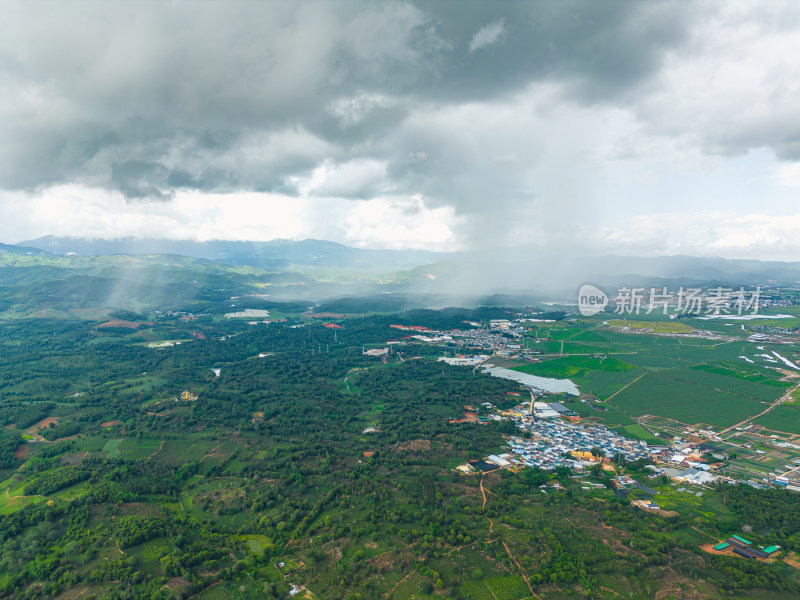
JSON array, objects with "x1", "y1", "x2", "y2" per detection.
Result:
[
  {"x1": 771, "y1": 163, "x2": 800, "y2": 188},
  {"x1": 294, "y1": 158, "x2": 389, "y2": 198},
  {"x1": 469, "y1": 19, "x2": 506, "y2": 53},
  {"x1": 595, "y1": 210, "x2": 800, "y2": 260},
  {"x1": 340, "y1": 196, "x2": 461, "y2": 250},
  {"x1": 633, "y1": 2, "x2": 800, "y2": 159},
  {"x1": 0, "y1": 185, "x2": 460, "y2": 251}
]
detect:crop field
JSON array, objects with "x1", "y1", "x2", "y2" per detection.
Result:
[
  {"x1": 513, "y1": 355, "x2": 634, "y2": 379},
  {"x1": 607, "y1": 319, "x2": 694, "y2": 333},
  {"x1": 538, "y1": 324, "x2": 586, "y2": 340},
  {"x1": 156, "y1": 439, "x2": 220, "y2": 464},
  {"x1": 560, "y1": 341, "x2": 621, "y2": 355},
  {"x1": 458, "y1": 575, "x2": 530, "y2": 600},
  {"x1": 194, "y1": 578, "x2": 264, "y2": 600},
  {"x1": 70, "y1": 437, "x2": 111, "y2": 452},
  {"x1": 519, "y1": 322, "x2": 798, "y2": 429},
  {"x1": 650, "y1": 483, "x2": 732, "y2": 517},
  {"x1": 691, "y1": 362, "x2": 792, "y2": 385},
  {"x1": 661, "y1": 367, "x2": 790, "y2": 402},
  {"x1": 608, "y1": 372, "x2": 764, "y2": 427},
  {"x1": 577, "y1": 369, "x2": 648, "y2": 400},
  {"x1": 512, "y1": 356, "x2": 647, "y2": 399},
  {"x1": 754, "y1": 406, "x2": 800, "y2": 434},
  {"x1": 122, "y1": 376, "x2": 168, "y2": 392},
  {"x1": 617, "y1": 424, "x2": 662, "y2": 445},
  {"x1": 0, "y1": 484, "x2": 46, "y2": 514},
  {"x1": 125, "y1": 538, "x2": 169, "y2": 576},
  {"x1": 524, "y1": 340, "x2": 562, "y2": 354},
  {"x1": 600, "y1": 332, "x2": 750, "y2": 366},
  {"x1": 101, "y1": 438, "x2": 124, "y2": 459},
  {"x1": 566, "y1": 327, "x2": 615, "y2": 342},
  {"x1": 54, "y1": 480, "x2": 89, "y2": 501},
  {"x1": 116, "y1": 438, "x2": 164, "y2": 460},
  {"x1": 388, "y1": 569, "x2": 429, "y2": 600}
]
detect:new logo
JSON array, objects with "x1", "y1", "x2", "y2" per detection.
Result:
[{"x1": 578, "y1": 284, "x2": 608, "y2": 316}]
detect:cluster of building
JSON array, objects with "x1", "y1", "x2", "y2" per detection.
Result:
[
  {"x1": 450, "y1": 327, "x2": 521, "y2": 351},
  {"x1": 486, "y1": 319, "x2": 526, "y2": 337},
  {"x1": 429, "y1": 319, "x2": 800, "y2": 498},
  {"x1": 363, "y1": 347, "x2": 389, "y2": 357},
  {"x1": 385, "y1": 318, "x2": 552, "y2": 359},
  {"x1": 224, "y1": 308, "x2": 271, "y2": 319},
  {"x1": 387, "y1": 325, "x2": 527, "y2": 352},
  {"x1": 438, "y1": 355, "x2": 489, "y2": 366},
  {"x1": 502, "y1": 415, "x2": 651, "y2": 471},
  {"x1": 713, "y1": 535, "x2": 781, "y2": 561}
]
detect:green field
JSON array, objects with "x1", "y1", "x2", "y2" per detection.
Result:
[
  {"x1": 516, "y1": 323, "x2": 795, "y2": 431},
  {"x1": 608, "y1": 372, "x2": 763, "y2": 427},
  {"x1": 458, "y1": 575, "x2": 530, "y2": 600},
  {"x1": 607, "y1": 319, "x2": 694, "y2": 333},
  {"x1": 237, "y1": 534, "x2": 272, "y2": 556},
  {"x1": 512, "y1": 355, "x2": 646, "y2": 400},
  {"x1": 617, "y1": 423, "x2": 662, "y2": 445},
  {"x1": 116, "y1": 438, "x2": 163, "y2": 460},
  {"x1": 101, "y1": 438, "x2": 125, "y2": 459},
  {"x1": 754, "y1": 406, "x2": 800, "y2": 434},
  {"x1": 663, "y1": 367, "x2": 790, "y2": 402}
]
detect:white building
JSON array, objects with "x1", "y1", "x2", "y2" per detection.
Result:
[{"x1": 487, "y1": 455, "x2": 511, "y2": 467}]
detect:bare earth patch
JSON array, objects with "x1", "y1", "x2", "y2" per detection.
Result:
[
  {"x1": 31, "y1": 417, "x2": 59, "y2": 431},
  {"x1": 164, "y1": 577, "x2": 191, "y2": 591},
  {"x1": 60, "y1": 452, "x2": 89, "y2": 466},
  {"x1": 394, "y1": 439, "x2": 431, "y2": 453},
  {"x1": 100, "y1": 420, "x2": 122, "y2": 428},
  {"x1": 783, "y1": 551, "x2": 800, "y2": 570},
  {"x1": 701, "y1": 543, "x2": 730, "y2": 556},
  {"x1": 14, "y1": 444, "x2": 29, "y2": 459},
  {"x1": 97, "y1": 319, "x2": 140, "y2": 329},
  {"x1": 449, "y1": 411, "x2": 478, "y2": 423}
]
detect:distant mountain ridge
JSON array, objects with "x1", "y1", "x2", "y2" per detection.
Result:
[
  {"x1": 11, "y1": 236, "x2": 800, "y2": 297},
  {"x1": 17, "y1": 236, "x2": 447, "y2": 271},
  {"x1": 0, "y1": 242, "x2": 49, "y2": 256},
  {"x1": 394, "y1": 253, "x2": 800, "y2": 297}
]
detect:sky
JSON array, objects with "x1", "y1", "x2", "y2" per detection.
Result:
[{"x1": 2, "y1": 0, "x2": 800, "y2": 259}]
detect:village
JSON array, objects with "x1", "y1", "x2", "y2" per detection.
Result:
[{"x1": 456, "y1": 402, "x2": 789, "y2": 564}]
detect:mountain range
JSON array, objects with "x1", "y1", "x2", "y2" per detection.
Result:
[
  {"x1": 17, "y1": 236, "x2": 448, "y2": 272},
  {"x1": 1, "y1": 236, "x2": 799, "y2": 314}
]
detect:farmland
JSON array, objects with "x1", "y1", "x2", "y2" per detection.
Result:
[
  {"x1": 754, "y1": 406, "x2": 800, "y2": 434},
  {"x1": 512, "y1": 355, "x2": 646, "y2": 400},
  {"x1": 515, "y1": 319, "x2": 797, "y2": 432},
  {"x1": 2, "y1": 307, "x2": 800, "y2": 599},
  {"x1": 607, "y1": 373, "x2": 764, "y2": 427}
]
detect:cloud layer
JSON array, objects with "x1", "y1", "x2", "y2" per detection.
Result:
[{"x1": 2, "y1": 1, "x2": 800, "y2": 257}]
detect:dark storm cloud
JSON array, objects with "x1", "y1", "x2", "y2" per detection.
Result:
[
  {"x1": 2, "y1": 0, "x2": 800, "y2": 257},
  {"x1": 0, "y1": 0, "x2": 692, "y2": 200},
  {"x1": 409, "y1": 0, "x2": 689, "y2": 103}
]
